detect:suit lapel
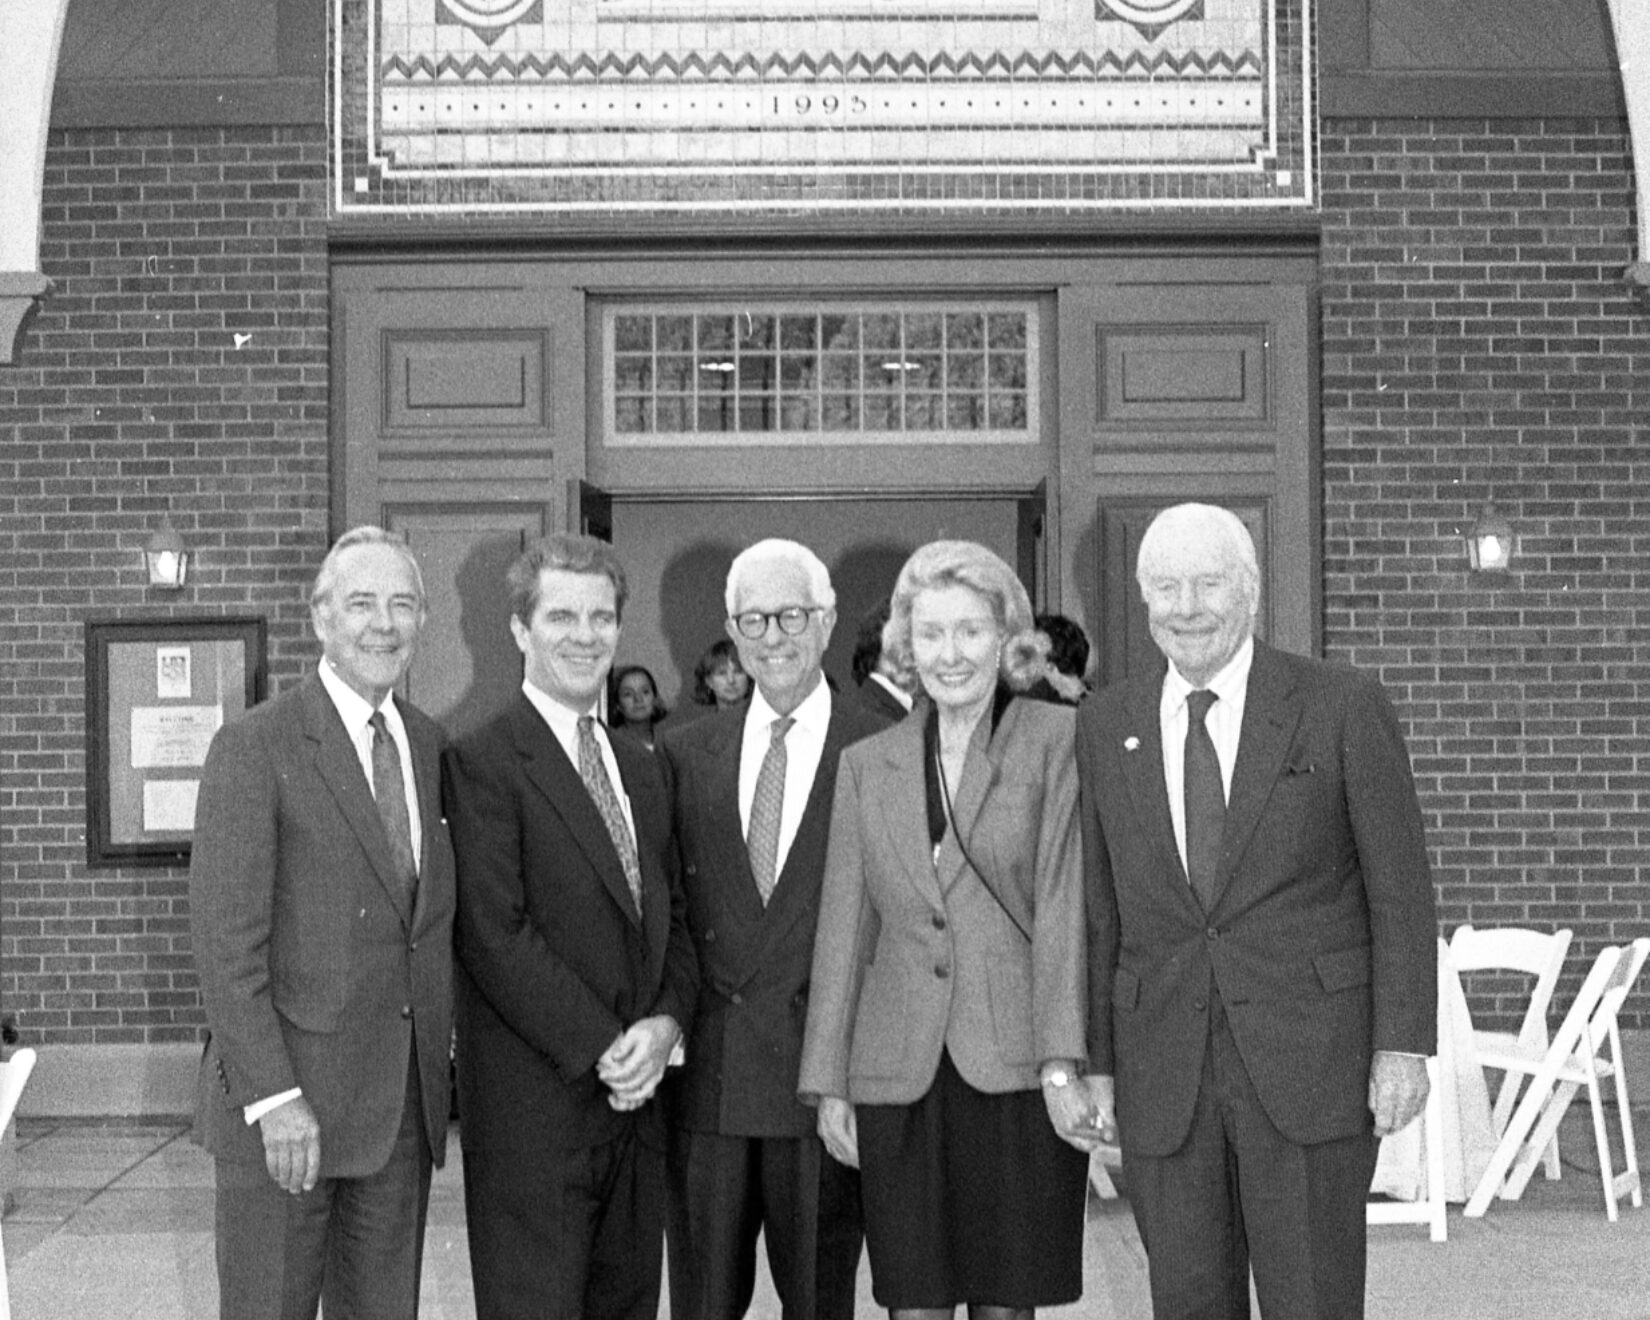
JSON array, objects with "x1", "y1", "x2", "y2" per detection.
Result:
[
  {"x1": 703, "y1": 714, "x2": 768, "y2": 924},
  {"x1": 301, "y1": 677, "x2": 414, "y2": 929},
  {"x1": 511, "y1": 697, "x2": 640, "y2": 925},
  {"x1": 874, "y1": 715, "x2": 944, "y2": 909},
  {"x1": 1213, "y1": 642, "x2": 1301, "y2": 910}
]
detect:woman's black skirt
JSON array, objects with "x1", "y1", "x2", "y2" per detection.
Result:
[{"x1": 855, "y1": 1049, "x2": 1089, "y2": 1310}]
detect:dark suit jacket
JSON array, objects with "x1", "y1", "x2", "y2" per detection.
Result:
[
  {"x1": 444, "y1": 694, "x2": 696, "y2": 1152},
  {"x1": 852, "y1": 678, "x2": 910, "y2": 725},
  {"x1": 1077, "y1": 640, "x2": 1437, "y2": 1155},
  {"x1": 659, "y1": 697, "x2": 887, "y2": 1138},
  {"x1": 799, "y1": 697, "x2": 1087, "y2": 1106},
  {"x1": 189, "y1": 674, "x2": 456, "y2": 1177}
]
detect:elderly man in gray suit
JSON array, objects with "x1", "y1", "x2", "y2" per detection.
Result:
[
  {"x1": 189, "y1": 526, "x2": 455, "y2": 1320},
  {"x1": 660, "y1": 539, "x2": 888, "y2": 1320}
]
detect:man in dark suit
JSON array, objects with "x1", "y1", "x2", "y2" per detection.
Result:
[
  {"x1": 660, "y1": 539, "x2": 887, "y2": 1320},
  {"x1": 1077, "y1": 503, "x2": 1438, "y2": 1319},
  {"x1": 190, "y1": 526, "x2": 455, "y2": 1320},
  {"x1": 848, "y1": 597, "x2": 914, "y2": 723},
  {"x1": 444, "y1": 533, "x2": 696, "y2": 1320}
]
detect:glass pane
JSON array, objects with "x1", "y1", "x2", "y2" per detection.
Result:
[
  {"x1": 655, "y1": 396, "x2": 692, "y2": 432},
  {"x1": 946, "y1": 312, "x2": 984, "y2": 350},
  {"x1": 987, "y1": 313, "x2": 1027, "y2": 349},
  {"x1": 656, "y1": 354, "x2": 696, "y2": 392},
  {"x1": 820, "y1": 353, "x2": 859, "y2": 390},
  {"x1": 989, "y1": 353, "x2": 1027, "y2": 391},
  {"x1": 821, "y1": 394, "x2": 859, "y2": 429},
  {"x1": 613, "y1": 315, "x2": 653, "y2": 352},
  {"x1": 946, "y1": 395, "x2": 984, "y2": 429},
  {"x1": 613, "y1": 354, "x2": 653, "y2": 393},
  {"x1": 862, "y1": 314, "x2": 900, "y2": 350},
  {"x1": 657, "y1": 315, "x2": 694, "y2": 352},
  {"x1": 946, "y1": 352, "x2": 984, "y2": 390},
  {"x1": 698, "y1": 315, "x2": 735, "y2": 352},
  {"x1": 907, "y1": 352, "x2": 942, "y2": 391},
  {"x1": 862, "y1": 393, "x2": 899, "y2": 429},
  {"x1": 698, "y1": 397, "x2": 736, "y2": 432},
  {"x1": 780, "y1": 315, "x2": 818, "y2": 350},
  {"x1": 738, "y1": 315, "x2": 775, "y2": 350},
  {"x1": 739, "y1": 356, "x2": 776, "y2": 391},
  {"x1": 905, "y1": 312, "x2": 943, "y2": 349},
  {"x1": 614, "y1": 397, "x2": 651, "y2": 432},
  {"x1": 780, "y1": 396, "x2": 816, "y2": 431},
  {"x1": 988, "y1": 392, "x2": 1028, "y2": 429},
  {"x1": 739, "y1": 396, "x2": 776, "y2": 431},
  {"x1": 779, "y1": 356, "x2": 817, "y2": 390},
  {"x1": 820, "y1": 314, "x2": 859, "y2": 350},
  {"x1": 904, "y1": 393, "x2": 942, "y2": 429}
]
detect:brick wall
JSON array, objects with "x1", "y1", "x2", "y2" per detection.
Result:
[
  {"x1": 3, "y1": 114, "x2": 1648, "y2": 1047},
  {"x1": 0, "y1": 125, "x2": 331, "y2": 1046},
  {"x1": 1319, "y1": 117, "x2": 1650, "y2": 1027}
]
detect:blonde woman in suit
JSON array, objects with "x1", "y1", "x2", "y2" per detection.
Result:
[{"x1": 799, "y1": 541, "x2": 1096, "y2": 1320}]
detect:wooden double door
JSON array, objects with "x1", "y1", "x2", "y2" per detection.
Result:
[{"x1": 331, "y1": 243, "x2": 1320, "y2": 737}]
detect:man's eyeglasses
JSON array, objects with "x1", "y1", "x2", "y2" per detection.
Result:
[{"x1": 732, "y1": 607, "x2": 821, "y2": 639}]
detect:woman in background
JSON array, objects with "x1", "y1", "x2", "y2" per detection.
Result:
[
  {"x1": 608, "y1": 663, "x2": 668, "y2": 751},
  {"x1": 691, "y1": 637, "x2": 751, "y2": 711},
  {"x1": 799, "y1": 540, "x2": 1094, "y2": 1320}
]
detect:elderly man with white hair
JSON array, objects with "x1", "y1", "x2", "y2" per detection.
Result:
[{"x1": 1076, "y1": 503, "x2": 1438, "y2": 1320}]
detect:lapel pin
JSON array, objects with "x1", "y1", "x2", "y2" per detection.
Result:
[{"x1": 1124, "y1": 736, "x2": 1140, "y2": 752}]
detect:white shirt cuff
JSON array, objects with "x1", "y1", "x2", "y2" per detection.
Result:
[{"x1": 244, "y1": 1087, "x2": 303, "y2": 1125}]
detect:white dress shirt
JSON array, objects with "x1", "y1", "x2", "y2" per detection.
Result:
[
  {"x1": 738, "y1": 677, "x2": 831, "y2": 881},
  {"x1": 1159, "y1": 636, "x2": 1254, "y2": 877}
]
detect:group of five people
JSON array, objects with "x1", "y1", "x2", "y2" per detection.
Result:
[{"x1": 188, "y1": 502, "x2": 1437, "y2": 1320}]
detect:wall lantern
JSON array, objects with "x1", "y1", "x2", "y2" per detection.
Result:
[
  {"x1": 1465, "y1": 506, "x2": 1514, "y2": 573},
  {"x1": 144, "y1": 520, "x2": 189, "y2": 589}
]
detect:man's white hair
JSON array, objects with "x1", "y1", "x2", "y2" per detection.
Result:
[
  {"x1": 1135, "y1": 503, "x2": 1261, "y2": 597},
  {"x1": 724, "y1": 538, "x2": 836, "y2": 615}
]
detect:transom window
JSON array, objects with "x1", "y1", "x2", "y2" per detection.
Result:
[{"x1": 603, "y1": 302, "x2": 1037, "y2": 447}]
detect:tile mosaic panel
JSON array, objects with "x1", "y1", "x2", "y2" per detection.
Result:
[{"x1": 333, "y1": 0, "x2": 1314, "y2": 214}]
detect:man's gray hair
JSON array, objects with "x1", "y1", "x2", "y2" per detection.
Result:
[{"x1": 311, "y1": 525, "x2": 426, "y2": 611}]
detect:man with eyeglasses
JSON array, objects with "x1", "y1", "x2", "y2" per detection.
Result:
[{"x1": 659, "y1": 539, "x2": 889, "y2": 1320}]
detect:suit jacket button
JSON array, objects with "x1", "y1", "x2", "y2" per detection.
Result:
[
  {"x1": 934, "y1": 965, "x2": 950, "y2": 979},
  {"x1": 1206, "y1": 927, "x2": 1219, "y2": 940},
  {"x1": 931, "y1": 914, "x2": 946, "y2": 930},
  {"x1": 400, "y1": 1005, "x2": 413, "y2": 1019},
  {"x1": 704, "y1": 930, "x2": 716, "y2": 943},
  {"x1": 730, "y1": 993, "x2": 743, "y2": 1006},
  {"x1": 1193, "y1": 998, "x2": 1208, "y2": 1012}
]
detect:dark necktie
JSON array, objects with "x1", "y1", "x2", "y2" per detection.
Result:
[
  {"x1": 1183, "y1": 689, "x2": 1225, "y2": 911},
  {"x1": 746, "y1": 715, "x2": 795, "y2": 905},
  {"x1": 577, "y1": 716, "x2": 643, "y2": 917},
  {"x1": 368, "y1": 710, "x2": 418, "y2": 907}
]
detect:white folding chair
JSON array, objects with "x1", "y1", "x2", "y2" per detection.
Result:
[
  {"x1": 1366, "y1": 1054, "x2": 1448, "y2": 1241},
  {"x1": 1464, "y1": 939, "x2": 1649, "y2": 1220},
  {"x1": 1449, "y1": 923, "x2": 1572, "y2": 1182},
  {"x1": 0, "y1": 1047, "x2": 39, "y2": 1320}
]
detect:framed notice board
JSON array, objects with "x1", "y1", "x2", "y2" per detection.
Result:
[{"x1": 85, "y1": 617, "x2": 267, "y2": 868}]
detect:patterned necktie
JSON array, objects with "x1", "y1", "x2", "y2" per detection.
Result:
[
  {"x1": 746, "y1": 715, "x2": 795, "y2": 905},
  {"x1": 577, "y1": 716, "x2": 643, "y2": 917},
  {"x1": 1183, "y1": 689, "x2": 1225, "y2": 912},
  {"x1": 368, "y1": 710, "x2": 418, "y2": 907}
]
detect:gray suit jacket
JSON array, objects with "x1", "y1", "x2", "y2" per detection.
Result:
[
  {"x1": 799, "y1": 696, "x2": 1086, "y2": 1106},
  {"x1": 189, "y1": 673, "x2": 455, "y2": 1177}
]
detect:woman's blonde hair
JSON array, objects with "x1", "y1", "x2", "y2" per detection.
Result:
[{"x1": 882, "y1": 540, "x2": 1047, "y2": 692}]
